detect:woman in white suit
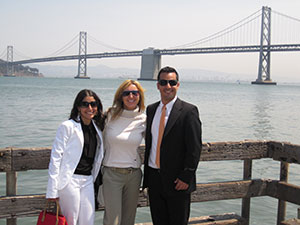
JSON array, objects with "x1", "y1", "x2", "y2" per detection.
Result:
[{"x1": 46, "y1": 89, "x2": 105, "y2": 225}]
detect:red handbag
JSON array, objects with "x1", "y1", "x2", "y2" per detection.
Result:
[{"x1": 37, "y1": 200, "x2": 68, "y2": 225}]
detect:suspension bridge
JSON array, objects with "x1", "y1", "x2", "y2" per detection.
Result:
[{"x1": 1, "y1": 6, "x2": 300, "y2": 84}]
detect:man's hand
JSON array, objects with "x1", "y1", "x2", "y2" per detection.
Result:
[{"x1": 174, "y1": 178, "x2": 189, "y2": 190}]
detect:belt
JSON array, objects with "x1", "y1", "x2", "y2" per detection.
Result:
[
  {"x1": 107, "y1": 167, "x2": 139, "y2": 174},
  {"x1": 149, "y1": 166, "x2": 160, "y2": 173}
]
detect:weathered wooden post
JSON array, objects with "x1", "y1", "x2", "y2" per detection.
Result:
[
  {"x1": 277, "y1": 162, "x2": 289, "y2": 225},
  {"x1": 6, "y1": 171, "x2": 17, "y2": 225},
  {"x1": 242, "y1": 159, "x2": 252, "y2": 225}
]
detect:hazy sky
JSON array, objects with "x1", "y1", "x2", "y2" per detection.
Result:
[{"x1": 1, "y1": 0, "x2": 300, "y2": 82}]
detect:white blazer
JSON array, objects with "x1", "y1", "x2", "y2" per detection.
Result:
[{"x1": 46, "y1": 119, "x2": 104, "y2": 198}]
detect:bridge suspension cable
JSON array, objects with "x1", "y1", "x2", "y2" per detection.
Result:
[
  {"x1": 170, "y1": 8, "x2": 262, "y2": 49},
  {"x1": 46, "y1": 33, "x2": 79, "y2": 57},
  {"x1": 0, "y1": 48, "x2": 6, "y2": 60},
  {"x1": 87, "y1": 34, "x2": 129, "y2": 52},
  {"x1": 14, "y1": 48, "x2": 33, "y2": 61},
  {"x1": 271, "y1": 10, "x2": 300, "y2": 44},
  {"x1": 272, "y1": 10, "x2": 300, "y2": 23}
]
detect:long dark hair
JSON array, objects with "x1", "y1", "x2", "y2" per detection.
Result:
[{"x1": 69, "y1": 89, "x2": 105, "y2": 131}]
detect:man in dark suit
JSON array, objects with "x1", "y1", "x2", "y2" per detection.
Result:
[{"x1": 143, "y1": 66, "x2": 202, "y2": 225}]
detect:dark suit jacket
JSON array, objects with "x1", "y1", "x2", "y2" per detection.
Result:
[{"x1": 143, "y1": 98, "x2": 202, "y2": 195}]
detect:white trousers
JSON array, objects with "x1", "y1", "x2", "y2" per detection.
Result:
[{"x1": 58, "y1": 174, "x2": 95, "y2": 225}]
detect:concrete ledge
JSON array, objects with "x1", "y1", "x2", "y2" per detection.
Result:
[
  {"x1": 74, "y1": 76, "x2": 90, "y2": 79},
  {"x1": 251, "y1": 80, "x2": 277, "y2": 85}
]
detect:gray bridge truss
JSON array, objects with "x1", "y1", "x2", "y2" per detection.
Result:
[
  {"x1": 5, "y1": 44, "x2": 300, "y2": 82},
  {"x1": 8, "y1": 44, "x2": 300, "y2": 65}
]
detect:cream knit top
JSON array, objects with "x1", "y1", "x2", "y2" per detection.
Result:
[{"x1": 102, "y1": 108, "x2": 146, "y2": 168}]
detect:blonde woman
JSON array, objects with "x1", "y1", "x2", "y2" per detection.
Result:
[{"x1": 102, "y1": 80, "x2": 146, "y2": 225}]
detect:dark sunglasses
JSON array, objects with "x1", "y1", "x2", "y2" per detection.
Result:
[
  {"x1": 122, "y1": 90, "x2": 140, "y2": 97},
  {"x1": 80, "y1": 101, "x2": 97, "y2": 108},
  {"x1": 158, "y1": 79, "x2": 178, "y2": 86}
]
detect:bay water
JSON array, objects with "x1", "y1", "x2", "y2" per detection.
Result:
[{"x1": 0, "y1": 76, "x2": 300, "y2": 225}]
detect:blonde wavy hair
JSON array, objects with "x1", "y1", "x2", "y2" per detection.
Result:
[{"x1": 107, "y1": 79, "x2": 145, "y2": 120}]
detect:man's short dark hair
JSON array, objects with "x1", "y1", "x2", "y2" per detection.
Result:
[{"x1": 157, "y1": 66, "x2": 179, "y2": 81}]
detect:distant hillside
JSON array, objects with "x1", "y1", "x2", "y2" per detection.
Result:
[
  {"x1": 32, "y1": 64, "x2": 138, "y2": 79},
  {"x1": 0, "y1": 59, "x2": 43, "y2": 77},
  {"x1": 32, "y1": 63, "x2": 252, "y2": 82}
]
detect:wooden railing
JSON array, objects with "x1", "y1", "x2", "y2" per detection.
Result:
[{"x1": 1, "y1": 140, "x2": 300, "y2": 225}]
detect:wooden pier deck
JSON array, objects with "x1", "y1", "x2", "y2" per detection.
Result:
[{"x1": 1, "y1": 140, "x2": 300, "y2": 225}]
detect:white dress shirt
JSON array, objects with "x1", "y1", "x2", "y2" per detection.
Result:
[{"x1": 148, "y1": 96, "x2": 177, "y2": 169}]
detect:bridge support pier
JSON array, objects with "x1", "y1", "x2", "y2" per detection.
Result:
[
  {"x1": 252, "y1": 6, "x2": 276, "y2": 85},
  {"x1": 139, "y1": 48, "x2": 161, "y2": 80},
  {"x1": 5, "y1": 46, "x2": 15, "y2": 77},
  {"x1": 75, "y1": 31, "x2": 90, "y2": 79}
]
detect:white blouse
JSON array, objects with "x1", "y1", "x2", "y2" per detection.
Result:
[{"x1": 102, "y1": 108, "x2": 146, "y2": 168}]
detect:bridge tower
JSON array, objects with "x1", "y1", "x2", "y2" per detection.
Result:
[
  {"x1": 139, "y1": 48, "x2": 161, "y2": 80},
  {"x1": 252, "y1": 6, "x2": 276, "y2": 85},
  {"x1": 75, "y1": 31, "x2": 90, "y2": 79},
  {"x1": 6, "y1": 46, "x2": 14, "y2": 77}
]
